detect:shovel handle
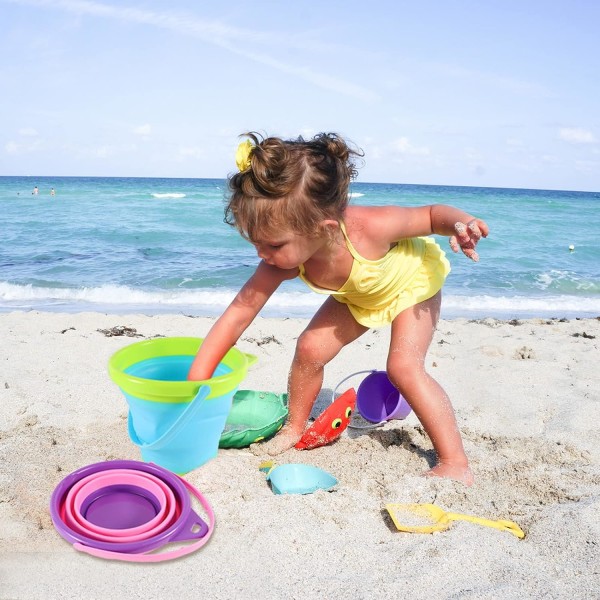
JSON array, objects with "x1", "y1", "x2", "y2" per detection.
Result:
[{"x1": 446, "y1": 512, "x2": 525, "y2": 539}]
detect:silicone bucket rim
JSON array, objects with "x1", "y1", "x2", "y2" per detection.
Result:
[{"x1": 108, "y1": 337, "x2": 252, "y2": 403}]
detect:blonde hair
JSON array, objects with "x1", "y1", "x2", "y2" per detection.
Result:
[{"x1": 225, "y1": 132, "x2": 362, "y2": 242}]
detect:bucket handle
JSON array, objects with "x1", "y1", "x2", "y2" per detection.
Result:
[
  {"x1": 72, "y1": 475, "x2": 215, "y2": 563},
  {"x1": 128, "y1": 385, "x2": 210, "y2": 450},
  {"x1": 332, "y1": 369, "x2": 377, "y2": 404}
]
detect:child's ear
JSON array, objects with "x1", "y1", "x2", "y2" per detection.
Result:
[{"x1": 320, "y1": 219, "x2": 339, "y2": 235}]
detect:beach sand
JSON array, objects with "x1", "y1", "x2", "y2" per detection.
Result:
[{"x1": 1, "y1": 311, "x2": 599, "y2": 599}]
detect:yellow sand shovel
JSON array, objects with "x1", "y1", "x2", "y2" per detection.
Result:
[{"x1": 385, "y1": 503, "x2": 525, "y2": 539}]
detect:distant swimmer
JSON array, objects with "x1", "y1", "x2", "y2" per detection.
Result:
[
  {"x1": 50, "y1": 188, "x2": 55, "y2": 196},
  {"x1": 32, "y1": 186, "x2": 39, "y2": 195}
]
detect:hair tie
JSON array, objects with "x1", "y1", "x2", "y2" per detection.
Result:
[{"x1": 235, "y1": 139, "x2": 254, "y2": 172}]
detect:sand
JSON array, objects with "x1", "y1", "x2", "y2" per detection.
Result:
[{"x1": 0, "y1": 311, "x2": 599, "y2": 599}]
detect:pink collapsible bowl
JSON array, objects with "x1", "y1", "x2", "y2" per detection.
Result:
[{"x1": 50, "y1": 460, "x2": 214, "y2": 562}]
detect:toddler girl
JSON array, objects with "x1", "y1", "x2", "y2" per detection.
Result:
[{"x1": 188, "y1": 132, "x2": 488, "y2": 485}]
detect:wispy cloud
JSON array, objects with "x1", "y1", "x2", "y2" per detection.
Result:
[
  {"x1": 6, "y1": 0, "x2": 377, "y2": 102},
  {"x1": 558, "y1": 127, "x2": 597, "y2": 144},
  {"x1": 391, "y1": 137, "x2": 430, "y2": 156},
  {"x1": 18, "y1": 127, "x2": 40, "y2": 136},
  {"x1": 133, "y1": 124, "x2": 151, "y2": 136},
  {"x1": 5, "y1": 138, "x2": 43, "y2": 154}
]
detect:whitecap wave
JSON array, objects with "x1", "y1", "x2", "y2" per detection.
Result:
[
  {"x1": 1, "y1": 282, "x2": 598, "y2": 318},
  {"x1": 151, "y1": 193, "x2": 186, "y2": 199},
  {"x1": 0, "y1": 282, "x2": 321, "y2": 317},
  {"x1": 349, "y1": 192, "x2": 364, "y2": 198},
  {"x1": 443, "y1": 294, "x2": 600, "y2": 318}
]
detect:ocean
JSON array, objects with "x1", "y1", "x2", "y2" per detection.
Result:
[{"x1": 1, "y1": 176, "x2": 599, "y2": 319}]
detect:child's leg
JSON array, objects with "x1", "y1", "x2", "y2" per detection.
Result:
[
  {"x1": 258, "y1": 297, "x2": 368, "y2": 455},
  {"x1": 388, "y1": 292, "x2": 473, "y2": 485}
]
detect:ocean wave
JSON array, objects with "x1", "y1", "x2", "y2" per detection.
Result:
[
  {"x1": 151, "y1": 193, "x2": 186, "y2": 199},
  {"x1": 349, "y1": 192, "x2": 364, "y2": 198},
  {"x1": 1, "y1": 282, "x2": 599, "y2": 318},
  {"x1": 443, "y1": 294, "x2": 600, "y2": 317},
  {"x1": 534, "y1": 269, "x2": 598, "y2": 292},
  {"x1": 0, "y1": 282, "x2": 321, "y2": 316}
]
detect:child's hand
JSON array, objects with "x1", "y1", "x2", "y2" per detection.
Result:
[{"x1": 449, "y1": 219, "x2": 489, "y2": 262}]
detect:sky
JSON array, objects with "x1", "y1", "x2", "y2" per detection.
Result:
[{"x1": 1, "y1": 0, "x2": 599, "y2": 191}]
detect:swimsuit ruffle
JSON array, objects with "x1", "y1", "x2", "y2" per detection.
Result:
[{"x1": 337, "y1": 237, "x2": 450, "y2": 328}]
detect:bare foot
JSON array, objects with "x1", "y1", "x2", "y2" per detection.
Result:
[
  {"x1": 424, "y1": 462, "x2": 474, "y2": 486},
  {"x1": 250, "y1": 426, "x2": 302, "y2": 456}
]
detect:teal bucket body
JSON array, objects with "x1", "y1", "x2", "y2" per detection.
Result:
[
  {"x1": 124, "y1": 358, "x2": 233, "y2": 442},
  {"x1": 109, "y1": 338, "x2": 252, "y2": 474}
]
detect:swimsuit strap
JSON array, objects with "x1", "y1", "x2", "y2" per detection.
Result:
[{"x1": 339, "y1": 221, "x2": 365, "y2": 263}]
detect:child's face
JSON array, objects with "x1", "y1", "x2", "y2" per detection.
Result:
[{"x1": 252, "y1": 229, "x2": 323, "y2": 270}]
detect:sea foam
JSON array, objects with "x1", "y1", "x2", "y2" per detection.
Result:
[{"x1": 1, "y1": 281, "x2": 598, "y2": 319}]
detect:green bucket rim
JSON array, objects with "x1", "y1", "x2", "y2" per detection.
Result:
[{"x1": 108, "y1": 337, "x2": 255, "y2": 403}]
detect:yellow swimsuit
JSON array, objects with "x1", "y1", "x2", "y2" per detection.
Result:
[{"x1": 298, "y1": 222, "x2": 450, "y2": 328}]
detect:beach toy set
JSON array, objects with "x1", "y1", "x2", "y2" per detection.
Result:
[
  {"x1": 50, "y1": 338, "x2": 525, "y2": 558},
  {"x1": 50, "y1": 460, "x2": 215, "y2": 562}
]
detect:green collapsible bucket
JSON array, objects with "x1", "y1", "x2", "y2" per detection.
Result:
[{"x1": 109, "y1": 337, "x2": 255, "y2": 474}]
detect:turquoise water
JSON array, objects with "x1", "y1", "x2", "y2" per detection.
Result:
[{"x1": 1, "y1": 176, "x2": 599, "y2": 318}]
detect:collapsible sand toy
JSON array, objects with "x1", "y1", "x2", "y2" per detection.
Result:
[
  {"x1": 109, "y1": 337, "x2": 256, "y2": 473},
  {"x1": 50, "y1": 460, "x2": 215, "y2": 562}
]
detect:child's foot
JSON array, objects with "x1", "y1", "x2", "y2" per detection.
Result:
[
  {"x1": 424, "y1": 462, "x2": 474, "y2": 486},
  {"x1": 250, "y1": 426, "x2": 302, "y2": 456}
]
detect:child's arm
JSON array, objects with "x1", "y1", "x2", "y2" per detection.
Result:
[
  {"x1": 356, "y1": 204, "x2": 489, "y2": 261},
  {"x1": 187, "y1": 261, "x2": 296, "y2": 381},
  {"x1": 429, "y1": 204, "x2": 489, "y2": 262}
]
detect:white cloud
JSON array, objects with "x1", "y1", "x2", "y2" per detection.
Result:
[
  {"x1": 133, "y1": 124, "x2": 152, "y2": 136},
  {"x1": 18, "y1": 127, "x2": 39, "y2": 137},
  {"x1": 391, "y1": 137, "x2": 430, "y2": 156},
  {"x1": 4, "y1": 139, "x2": 42, "y2": 154},
  {"x1": 558, "y1": 127, "x2": 597, "y2": 144}
]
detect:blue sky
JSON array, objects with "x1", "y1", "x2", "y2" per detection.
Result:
[{"x1": 2, "y1": 0, "x2": 599, "y2": 191}]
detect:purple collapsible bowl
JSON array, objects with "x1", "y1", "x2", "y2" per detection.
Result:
[
  {"x1": 63, "y1": 469, "x2": 177, "y2": 542},
  {"x1": 50, "y1": 460, "x2": 208, "y2": 554}
]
